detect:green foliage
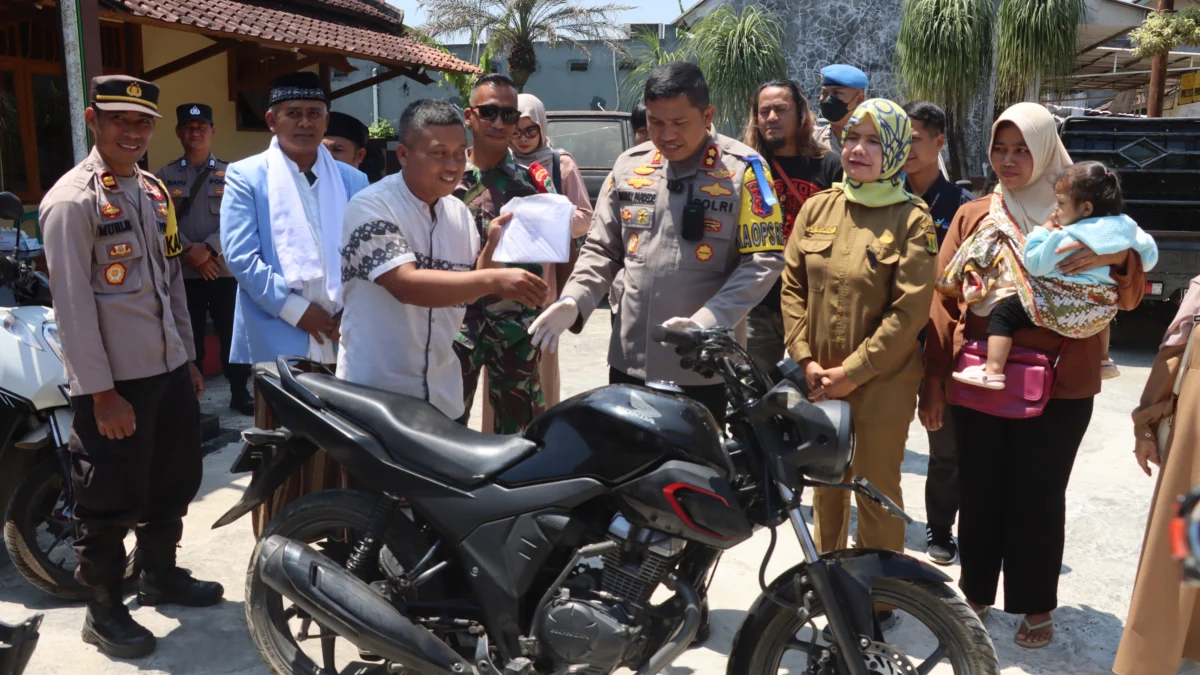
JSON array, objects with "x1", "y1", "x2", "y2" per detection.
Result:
[
  {"x1": 619, "y1": 28, "x2": 693, "y2": 109},
  {"x1": 419, "y1": 0, "x2": 633, "y2": 90},
  {"x1": 1130, "y1": 8, "x2": 1200, "y2": 59},
  {"x1": 995, "y1": 0, "x2": 1085, "y2": 104},
  {"x1": 689, "y1": 4, "x2": 787, "y2": 134},
  {"x1": 897, "y1": 0, "x2": 994, "y2": 109},
  {"x1": 368, "y1": 118, "x2": 397, "y2": 139}
]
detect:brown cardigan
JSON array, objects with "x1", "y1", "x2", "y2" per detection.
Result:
[{"x1": 924, "y1": 198, "x2": 1146, "y2": 399}]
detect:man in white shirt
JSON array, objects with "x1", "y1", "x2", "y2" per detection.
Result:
[{"x1": 337, "y1": 99, "x2": 548, "y2": 420}]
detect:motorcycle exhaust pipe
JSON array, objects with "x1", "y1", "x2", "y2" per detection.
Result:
[
  {"x1": 635, "y1": 573, "x2": 700, "y2": 675},
  {"x1": 256, "y1": 536, "x2": 472, "y2": 675}
]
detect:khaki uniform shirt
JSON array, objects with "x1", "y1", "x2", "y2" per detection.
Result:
[
  {"x1": 562, "y1": 134, "x2": 785, "y2": 386},
  {"x1": 41, "y1": 147, "x2": 194, "y2": 396},
  {"x1": 156, "y1": 153, "x2": 230, "y2": 278},
  {"x1": 781, "y1": 189, "x2": 937, "y2": 422},
  {"x1": 813, "y1": 124, "x2": 843, "y2": 155}
]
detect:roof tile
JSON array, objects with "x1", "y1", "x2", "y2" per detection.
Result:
[{"x1": 104, "y1": 0, "x2": 479, "y2": 74}]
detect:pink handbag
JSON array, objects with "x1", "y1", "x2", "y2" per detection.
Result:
[{"x1": 948, "y1": 340, "x2": 1065, "y2": 419}]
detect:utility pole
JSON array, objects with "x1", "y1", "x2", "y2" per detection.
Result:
[{"x1": 1147, "y1": 0, "x2": 1175, "y2": 117}]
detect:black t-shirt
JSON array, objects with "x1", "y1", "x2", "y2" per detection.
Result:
[
  {"x1": 759, "y1": 152, "x2": 844, "y2": 311},
  {"x1": 909, "y1": 174, "x2": 975, "y2": 245}
]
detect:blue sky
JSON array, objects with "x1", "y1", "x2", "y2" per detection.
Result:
[{"x1": 384, "y1": 0, "x2": 684, "y2": 30}]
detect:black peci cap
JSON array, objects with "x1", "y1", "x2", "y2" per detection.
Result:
[
  {"x1": 269, "y1": 72, "x2": 326, "y2": 107},
  {"x1": 325, "y1": 111, "x2": 369, "y2": 148},
  {"x1": 176, "y1": 103, "x2": 213, "y2": 126},
  {"x1": 90, "y1": 75, "x2": 161, "y2": 117}
]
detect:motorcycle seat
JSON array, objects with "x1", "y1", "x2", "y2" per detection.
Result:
[{"x1": 293, "y1": 373, "x2": 538, "y2": 486}]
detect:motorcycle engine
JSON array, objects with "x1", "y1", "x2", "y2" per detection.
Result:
[
  {"x1": 539, "y1": 597, "x2": 637, "y2": 672},
  {"x1": 538, "y1": 516, "x2": 686, "y2": 674}
]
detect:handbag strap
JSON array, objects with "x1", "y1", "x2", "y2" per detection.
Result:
[{"x1": 1174, "y1": 327, "x2": 1198, "y2": 397}]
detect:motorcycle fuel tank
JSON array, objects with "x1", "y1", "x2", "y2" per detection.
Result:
[{"x1": 500, "y1": 384, "x2": 730, "y2": 486}]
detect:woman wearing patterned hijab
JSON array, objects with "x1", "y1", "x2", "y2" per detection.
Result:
[
  {"x1": 922, "y1": 102, "x2": 1146, "y2": 649},
  {"x1": 781, "y1": 99, "x2": 937, "y2": 572}
]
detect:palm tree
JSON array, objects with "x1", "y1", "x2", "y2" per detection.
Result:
[
  {"x1": 896, "y1": 0, "x2": 995, "y2": 180},
  {"x1": 619, "y1": 28, "x2": 692, "y2": 109},
  {"x1": 687, "y1": 4, "x2": 787, "y2": 134},
  {"x1": 621, "y1": 4, "x2": 786, "y2": 135},
  {"x1": 996, "y1": 0, "x2": 1085, "y2": 105},
  {"x1": 419, "y1": 0, "x2": 632, "y2": 91}
]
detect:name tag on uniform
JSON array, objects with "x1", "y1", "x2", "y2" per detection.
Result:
[{"x1": 806, "y1": 225, "x2": 838, "y2": 235}]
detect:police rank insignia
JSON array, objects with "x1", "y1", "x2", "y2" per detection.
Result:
[
  {"x1": 100, "y1": 203, "x2": 122, "y2": 219},
  {"x1": 701, "y1": 144, "x2": 719, "y2": 169},
  {"x1": 650, "y1": 151, "x2": 663, "y2": 166},
  {"x1": 704, "y1": 218, "x2": 722, "y2": 233},
  {"x1": 626, "y1": 177, "x2": 653, "y2": 190},
  {"x1": 700, "y1": 182, "x2": 732, "y2": 197},
  {"x1": 627, "y1": 232, "x2": 640, "y2": 254},
  {"x1": 100, "y1": 172, "x2": 118, "y2": 191},
  {"x1": 706, "y1": 168, "x2": 734, "y2": 180},
  {"x1": 104, "y1": 263, "x2": 126, "y2": 285},
  {"x1": 108, "y1": 243, "x2": 132, "y2": 258},
  {"x1": 621, "y1": 208, "x2": 633, "y2": 222},
  {"x1": 633, "y1": 165, "x2": 655, "y2": 176},
  {"x1": 695, "y1": 243, "x2": 714, "y2": 262}
]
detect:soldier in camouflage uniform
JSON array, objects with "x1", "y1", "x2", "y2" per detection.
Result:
[{"x1": 454, "y1": 74, "x2": 556, "y2": 433}]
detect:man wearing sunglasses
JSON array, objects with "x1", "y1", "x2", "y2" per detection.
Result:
[{"x1": 453, "y1": 74, "x2": 558, "y2": 434}]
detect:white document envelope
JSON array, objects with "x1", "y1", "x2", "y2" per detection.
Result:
[{"x1": 493, "y1": 193, "x2": 574, "y2": 264}]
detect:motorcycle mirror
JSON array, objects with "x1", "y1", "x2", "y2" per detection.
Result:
[{"x1": 0, "y1": 193, "x2": 23, "y2": 222}]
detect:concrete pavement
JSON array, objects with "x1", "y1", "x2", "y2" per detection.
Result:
[{"x1": 0, "y1": 314, "x2": 1169, "y2": 675}]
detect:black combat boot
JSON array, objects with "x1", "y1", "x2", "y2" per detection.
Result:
[
  {"x1": 82, "y1": 583, "x2": 156, "y2": 659},
  {"x1": 137, "y1": 566, "x2": 224, "y2": 607},
  {"x1": 229, "y1": 386, "x2": 255, "y2": 417}
]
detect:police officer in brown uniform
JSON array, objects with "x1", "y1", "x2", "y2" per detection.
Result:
[
  {"x1": 530, "y1": 61, "x2": 785, "y2": 643},
  {"x1": 41, "y1": 76, "x2": 223, "y2": 660},
  {"x1": 156, "y1": 103, "x2": 253, "y2": 414}
]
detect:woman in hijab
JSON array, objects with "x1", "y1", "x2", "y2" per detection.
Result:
[
  {"x1": 1115, "y1": 276, "x2": 1200, "y2": 675},
  {"x1": 921, "y1": 102, "x2": 1147, "y2": 649},
  {"x1": 782, "y1": 100, "x2": 935, "y2": 578},
  {"x1": 477, "y1": 93, "x2": 592, "y2": 422}
]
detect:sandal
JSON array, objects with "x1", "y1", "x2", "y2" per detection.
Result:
[
  {"x1": 1014, "y1": 616, "x2": 1054, "y2": 649},
  {"x1": 952, "y1": 365, "x2": 1006, "y2": 390},
  {"x1": 1101, "y1": 359, "x2": 1121, "y2": 380},
  {"x1": 966, "y1": 601, "x2": 991, "y2": 620}
]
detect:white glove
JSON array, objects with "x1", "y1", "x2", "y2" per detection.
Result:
[
  {"x1": 662, "y1": 316, "x2": 704, "y2": 331},
  {"x1": 529, "y1": 297, "x2": 579, "y2": 353}
]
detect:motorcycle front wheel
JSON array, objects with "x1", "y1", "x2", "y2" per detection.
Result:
[
  {"x1": 3, "y1": 457, "x2": 140, "y2": 600},
  {"x1": 730, "y1": 577, "x2": 999, "y2": 675}
]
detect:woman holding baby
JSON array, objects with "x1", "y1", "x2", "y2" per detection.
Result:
[{"x1": 920, "y1": 102, "x2": 1150, "y2": 649}]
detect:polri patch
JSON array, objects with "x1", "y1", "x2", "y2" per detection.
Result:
[
  {"x1": 700, "y1": 182, "x2": 732, "y2": 197},
  {"x1": 626, "y1": 177, "x2": 654, "y2": 190},
  {"x1": 627, "y1": 232, "x2": 640, "y2": 254},
  {"x1": 104, "y1": 263, "x2": 126, "y2": 285},
  {"x1": 704, "y1": 217, "x2": 722, "y2": 233},
  {"x1": 172, "y1": 188, "x2": 184, "y2": 197},
  {"x1": 925, "y1": 230, "x2": 939, "y2": 255},
  {"x1": 108, "y1": 243, "x2": 132, "y2": 258},
  {"x1": 706, "y1": 168, "x2": 734, "y2": 180},
  {"x1": 100, "y1": 203, "x2": 122, "y2": 219},
  {"x1": 695, "y1": 243, "x2": 714, "y2": 262},
  {"x1": 621, "y1": 207, "x2": 633, "y2": 222},
  {"x1": 636, "y1": 208, "x2": 650, "y2": 225},
  {"x1": 633, "y1": 165, "x2": 655, "y2": 176}
]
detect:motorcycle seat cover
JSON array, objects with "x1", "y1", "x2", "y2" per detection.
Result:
[{"x1": 293, "y1": 373, "x2": 538, "y2": 486}]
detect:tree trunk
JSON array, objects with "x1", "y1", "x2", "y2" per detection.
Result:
[
  {"x1": 946, "y1": 103, "x2": 969, "y2": 183},
  {"x1": 508, "y1": 40, "x2": 537, "y2": 92}
]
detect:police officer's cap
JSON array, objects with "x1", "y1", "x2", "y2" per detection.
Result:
[
  {"x1": 326, "y1": 112, "x2": 369, "y2": 149},
  {"x1": 821, "y1": 65, "x2": 869, "y2": 90},
  {"x1": 90, "y1": 75, "x2": 161, "y2": 118},
  {"x1": 269, "y1": 72, "x2": 327, "y2": 107},
  {"x1": 176, "y1": 103, "x2": 213, "y2": 126}
]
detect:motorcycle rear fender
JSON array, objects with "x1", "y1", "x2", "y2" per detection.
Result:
[
  {"x1": 728, "y1": 548, "x2": 953, "y2": 666},
  {"x1": 211, "y1": 435, "x2": 318, "y2": 529}
]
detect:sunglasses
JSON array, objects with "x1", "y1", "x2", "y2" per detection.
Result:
[
  {"x1": 512, "y1": 126, "x2": 541, "y2": 140},
  {"x1": 471, "y1": 104, "x2": 521, "y2": 125}
]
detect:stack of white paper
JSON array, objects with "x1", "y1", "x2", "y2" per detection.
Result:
[{"x1": 494, "y1": 193, "x2": 574, "y2": 264}]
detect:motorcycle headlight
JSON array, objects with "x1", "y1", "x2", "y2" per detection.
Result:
[
  {"x1": 42, "y1": 321, "x2": 64, "y2": 363},
  {"x1": 0, "y1": 309, "x2": 42, "y2": 351}
]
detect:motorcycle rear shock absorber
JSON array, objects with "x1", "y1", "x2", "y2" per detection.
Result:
[{"x1": 347, "y1": 493, "x2": 400, "y2": 579}]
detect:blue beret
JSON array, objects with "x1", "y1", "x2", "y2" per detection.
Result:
[{"x1": 821, "y1": 65, "x2": 868, "y2": 89}]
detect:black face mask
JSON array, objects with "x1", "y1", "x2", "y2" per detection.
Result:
[{"x1": 819, "y1": 95, "x2": 850, "y2": 123}]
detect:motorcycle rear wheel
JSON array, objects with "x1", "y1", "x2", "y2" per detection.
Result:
[
  {"x1": 245, "y1": 489, "x2": 442, "y2": 675},
  {"x1": 731, "y1": 577, "x2": 999, "y2": 675},
  {"x1": 3, "y1": 457, "x2": 140, "y2": 600}
]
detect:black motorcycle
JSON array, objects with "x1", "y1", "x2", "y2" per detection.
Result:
[{"x1": 215, "y1": 326, "x2": 999, "y2": 675}]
